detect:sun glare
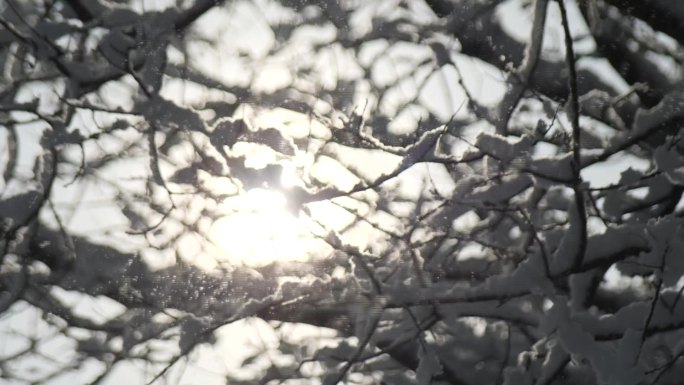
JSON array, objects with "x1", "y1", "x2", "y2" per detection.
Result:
[
  {"x1": 206, "y1": 107, "x2": 358, "y2": 267},
  {"x1": 209, "y1": 188, "x2": 322, "y2": 266}
]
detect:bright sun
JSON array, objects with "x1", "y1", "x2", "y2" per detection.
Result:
[
  {"x1": 206, "y1": 107, "x2": 360, "y2": 267},
  {"x1": 209, "y1": 188, "x2": 323, "y2": 266}
]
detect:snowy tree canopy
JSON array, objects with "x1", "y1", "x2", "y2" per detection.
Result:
[{"x1": 2, "y1": 0, "x2": 684, "y2": 384}]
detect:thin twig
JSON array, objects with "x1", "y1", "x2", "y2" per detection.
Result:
[
  {"x1": 497, "y1": 0, "x2": 549, "y2": 134},
  {"x1": 558, "y1": 0, "x2": 587, "y2": 270}
]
